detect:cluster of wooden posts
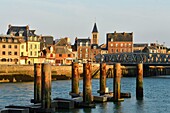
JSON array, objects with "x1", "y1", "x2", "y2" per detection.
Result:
[{"x1": 1, "y1": 62, "x2": 144, "y2": 113}]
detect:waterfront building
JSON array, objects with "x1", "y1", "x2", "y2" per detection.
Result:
[
  {"x1": 40, "y1": 46, "x2": 55, "y2": 65},
  {"x1": 40, "y1": 35, "x2": 54, "y2": 50},
  {"x1": 7, "y1": 25, "x2": 41, "y2": 64},
  {"x1": 142, "y1": 43, "x2": 167, "y2": 53},
  {"x1": 55, "y1": 46, "x2": 75, "y2": 65},
  {"x1": 150, "y1": 43, "x2": 167, "y2": 53},
  {"x1": 133, "y1": 43, "x2": 148, "y2": 53},
  {"x1": 0, "y1": 35, "x2": 20, "y2": 64},
  {"x1": 106, "y1": 31, "x2": 133, "y2": 53},
  {"x1": 73, "y1": 37, "x2": 91, "y2": 63},
  {"x1": 100, "y1": 44, "x2": 108, "y2": 54}
]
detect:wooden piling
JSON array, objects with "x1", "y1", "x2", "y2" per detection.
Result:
[
  {"x1": 34, "y1": 63, "x2": 42, "y2": 103},
  {"x1": 41, "y1": 63, "x2": 51, "y2": 109},
  {"x1": 136, "y1": 63, "x2": 143, "y2": 100},
  {"x1": 114, "y1": 63, "x2": 123, "y2": 102},
  {"x1": 71, "y1": 62, "x2": 80, "y2": 97},
  {"x1": 100, "y1": 63, "x2": 107, "y2": 95},
  {"x1": 83, "y1": 63, "x2": 93, "y2": 104}
]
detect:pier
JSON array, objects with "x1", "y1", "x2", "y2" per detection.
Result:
[{"x1": 0, "y1": 61, "x2": 145, "y2": 113}]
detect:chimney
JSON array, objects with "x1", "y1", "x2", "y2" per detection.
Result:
[{"x1": 8, "y1": 24, "x2": 11, "y2": 28}]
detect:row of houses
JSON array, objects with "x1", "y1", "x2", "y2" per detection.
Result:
[{"x1": 0, "y1": 23, "x2": 169, "y2": 65}]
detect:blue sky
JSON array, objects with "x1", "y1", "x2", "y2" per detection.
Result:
[{"x1": 1, "y1": 0, "x2": 170, "y2": 46}]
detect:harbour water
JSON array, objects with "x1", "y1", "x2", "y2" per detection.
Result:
[{"x1": 1, "y1": 77, "x2": 170, "y2": 113}]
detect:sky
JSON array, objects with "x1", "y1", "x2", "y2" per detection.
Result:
[{"x1": 1, "y1": 0, "x2": 170, "y2": 47}]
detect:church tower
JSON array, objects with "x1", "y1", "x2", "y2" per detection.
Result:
[{"x1": 91, "y1": 23, "x2": 99, "y2": 45}]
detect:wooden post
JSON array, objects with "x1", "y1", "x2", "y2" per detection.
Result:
[
  {"x1": 41, "y1": 63, "x2": 51, "y2": 109},
  {"x1": 114, "y1": 63, "x2": 122, "y2": 101},
  {"x1": 100, "y1": 63, "x2": 107, "y2": 95},
  {"x1": 83, "y1": 63, "x2": 93, "y2": 103},
  {"x1": 136, "y1": 63, "x2": 143, "y2": 100},
  {"x1": 71, "y1": 62, "x2": 80, "y2": 97},
  {"x1": 34, "y1": 63, "x2": 42, "y2": 103}
]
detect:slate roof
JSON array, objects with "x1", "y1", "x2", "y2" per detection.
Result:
[
  {"x1": 92, "y1": 23, "x2": 98, "y2": 33},
  {"x1": 133, "y1": 43, "x2": 148, "y2": 47},
  {"x1": 7, "y1": 25, "x2": 28, "y2": 37},
  {"x1": 6, "y1": 25, "x2": 38, "y2": 39},
  {"x1": 55, "y1": 38, "x2": 70, "y2": 46},
  {"x1": 107, "y1": 31, "x2": 133, "y2": 42},
  {"x1": 41, "y1": 36, "x2": 54, "y2": 45}
]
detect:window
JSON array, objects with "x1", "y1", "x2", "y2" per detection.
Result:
[
  {"x1": 8, "y1": 52, "x2": 12, "y2": 55},
  {"x1": 111, "y1": 44, "x2": 113, "y2": 47},
  {"x1": 2, "y1": 51, "x2": 5, "y2": 55},
  {"x1": 1, "y1": 58, "x2": 6, "y2": 62},
  {"x1": 34, "y1": 37, "x2": 37, "y2": 41},
  {"x1": 59, "y1": 54, "x2": 62, "y2": 57},
  {"x1": 14, "y1": 45, "x2": 17, "y2": 49},
  {"x1": 30, "y1": 37, "x2": 32, "y2": 41},
  {"x1": 21, "y1": 45, "x2": 24, "y2": 49},
  {"x1": 121, "y1": 43, "x2": 123, "y2": 47},
  {"x1": 111, "y1": 38, "x2": 113, "y2": 42},
  {"x1": 86, "y1": 42, "x2": 88, "y2": 46},
  {"x1": 14, "y1": 52, "x2": 17, "y2": 55},
  {"x1": 35, "y1": 45, "x2": 37, "y2": 49},
  {"x1": 93, "y1": 46, "x2": 97, "y2": 49},
  {"x1": 8, "y1": 45, "x2": 11, "y2": 48},
  {"x1": 116, "y1": 43, "x2": 118, "y2": 47},
  {"x1": 34, "y1": 51, "x2": 37, "y2": 56},
  {"x1": 80, "y1": 54, "x2": 82, "y2": 58},
  {"x1": 68, "y1": 54, "x2": 71, "y2": 57},
  {"x1": 85, "y1": 54, "x2": 88, "y2": 58},
  {"x1": 2, "y1": 45, "x2": 5, "y2": 48},
  {"x1": 30, "y1": 51, "x2": 32, "y2": 56},
  {"x1": 50, "y1": 54, "x2": 53, "y2": 57},
  {"x1": 93, "y1": 34, "x2": 97, "y2": 38},
  {"x1": 30, "y1": 44, "x2": 32, "y2": 49},
  {"x1": 21, "y1": 52, "x2": 24, "y2": 56},
  {"x1": 14, "y1": 39, "x2": 18, "y2": 42},
  {"x1": 80, "y1": 42, "x2": 82, "y2": 46},
  {"x1": 86, "y1": 48, "x2": 88, "y2": 52},
  {"x1": 129, "y1": 43, "x2": 131, "y2": 47},
  {"x1": 2, "y1": 38, "x2": 6, "y2": 42}
]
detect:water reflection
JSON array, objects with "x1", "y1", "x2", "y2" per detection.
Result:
[
  {"x1": 1, "y1": 77, "x2": 170, "y2": 113},
  {"x1": 114, "y1": 102, "x2": 122, "y2": 113},
  {"x1": 136, "y1": 100, "x2": 144, "y2": 113}
]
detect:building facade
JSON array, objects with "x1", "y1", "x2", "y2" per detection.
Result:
[
  {"x1": 7, "y1": 25, "x2": 41, "y2": 64},
  {"x1": 0, "y1": 35, "x2": 20, "y2": 64},
  {"x1": 73, "y1": 38, "x2": 91, "y2": 63},
  {"x1": 106, "y1": 31, "x2": 133, "y2": 53}
]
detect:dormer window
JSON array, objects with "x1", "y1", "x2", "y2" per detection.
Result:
[
  {"x1": 86, "y1": 42, "x2": 88, "y2": 46},
  {"x1": 80, "y1": 42, "x2": 82, "y2": 46},
  {"x1": 19, "y1": 31, "x2": 24, "y2": 37},
  {"x1": 34, "y1": 36, "x2": 37, "y2": 41},
  {"x1": 30, "y1": 36, "x2": 32, "y2": 41},
  {"x1": 111, "y1": 38, "x2": 114, "y2": 42}
]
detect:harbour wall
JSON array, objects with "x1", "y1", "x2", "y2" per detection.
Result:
[{"x1": 0, "y1": 64, "x2": 113, "y2": 82}]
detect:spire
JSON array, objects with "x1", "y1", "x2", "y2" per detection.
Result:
[{"x1": 92, "y1": 23, "x2": 98, "y2": 33}]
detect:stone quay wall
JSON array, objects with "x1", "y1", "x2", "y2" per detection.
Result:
[{"x1": 0, "y1": 64, "x2": 113, "y2": 82}]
